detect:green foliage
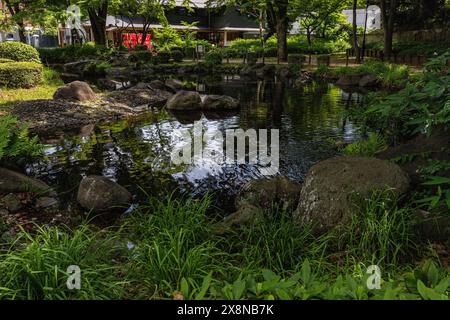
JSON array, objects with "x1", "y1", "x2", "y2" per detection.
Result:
[
  {"x1": 204, "y1": 50, "x2": 223, "y2": 66},
  {"x1": 393, "y1": 41, "x2": 450, "y2": 57},
  {"x1": 179, "y1": 259, "x2": 449, "y2": 300},
  {"x1": 38, "y1": 43, "x2": 114, "y2": 64},
  {"x1": 0, "y1": 62, "x2": 43, "y2": 88},
  {"x1": 0, "y1": 58, "x2": 14, "y2": 63},
  {"x1": 0, "y1": 225, "x2": 125, "y2": 300},
  {"x1": 0, "y1": 116, "x2": 43, "y2": 164},
  {"x1": 348, "y1": 54, "x2": 449, "y2": 139},
  {"x1": 123, "y1": 195, "x2": 223, "y2": 297},
  {"x1": 335, "y1": 61, "x2": 410, "y2": 88},
  {"x1": 416, "y1": 176, "x2": 450, "y2": 211},
  {"x1": 156, "y1": 50, "x2": 171, "y2": 64},
  {"x1": 0, "y1": 42, "x2": 40, "y2": 63},
  {"x1": 227, "y1": 36, "x2": 349, "y2": 57},
  {"x1": 129, "y1": 50, "x2": 154, "y2": 64},
  {"x1": 83, "y1": 61, "x2": 111, "y2": 77},
  {"x1": 343, "y1": 133, "x2": 387, "y2": 157},
  {"x1": 134, "y1": 44, "x2": 148, "y2": 51},
  {"x1": 339, "y1": 190, "x2": 418, "y2": 266},
  {"x1": 171, "y1": 49, "x2": 184, "y2": 63}
]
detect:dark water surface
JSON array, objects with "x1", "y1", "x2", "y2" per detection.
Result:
[{"x1": 25, "y1": 78, "x2": 362, "y2": 212}]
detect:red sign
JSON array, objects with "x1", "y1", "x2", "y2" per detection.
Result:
[{"x1": 122, "y1": 33, "x2": 151, "y2": 49}]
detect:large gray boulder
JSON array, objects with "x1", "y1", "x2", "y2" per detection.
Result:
[
  {"x1": 336, "y1": 73, "x2": 365, "y2": 87},
  {"x1": 293, "y1": 156, "x2": 410, "y2": 233},
  {"x1": 359, "y1": 74, "x2": 380, "y2": 87},
  {"x1": 165, "y1": 79, "x2": 184, "y2": 93},
  {"x1": 166, "y1": 90, "x2": 202, "y2": 111},
  {"x1": 53, "y1": 81, "x2": 97, "y2": 102},
  {"x1": 77, "y1": 176, "x2": 132, "y2": 212},
  {"x1": 0, "y1": 168, "x2": 55, "y2": 196},
  {"x1": 202, "y1": 95, "x2": 240, "y2": 110}
]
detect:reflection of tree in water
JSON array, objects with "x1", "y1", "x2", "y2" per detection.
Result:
[{"x1": 25, "y1": 81, "x2": 363, "y2": 211}]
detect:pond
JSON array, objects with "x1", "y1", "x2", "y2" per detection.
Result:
[{"x1": 25, "y1": 78, "x2": 362, "y2": 213}]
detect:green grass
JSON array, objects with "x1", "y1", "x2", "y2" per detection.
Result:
[
  {"x1": 0, "y1": 190, "x2": 447, "y2": 300},
  {"x1": 317, "y1": 60, "x2": 410, "y2": 88},
  {"x1": 0, "y1": 67, "x2": 63, "y2": 113}
]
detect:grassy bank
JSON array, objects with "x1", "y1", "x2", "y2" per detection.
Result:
[
  {"x1": 0, "y1": 67, "x2": 62, "y2": 113},
  {"x1": 0, "y1": 193, "x2": 448, "y2": 300}
]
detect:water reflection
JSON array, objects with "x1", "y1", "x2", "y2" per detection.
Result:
[{"x1": 26, "y1": 80, "x2": 362, "y2": 210}]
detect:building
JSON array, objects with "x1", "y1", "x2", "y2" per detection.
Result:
[
  {"x1": 0, "y1": 0, "x2": 58, "y2": 47},
  {"x1": 59, "y1": 0, "x2": 260, "y2": 47},
  {"x1": 291, "y1": 6, "x2": 382, "y2": 35}
]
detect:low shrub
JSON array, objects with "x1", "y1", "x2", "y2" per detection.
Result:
[
  {"x1": 83, "y1": 61, "x2": 112, "y2": 77},
  {"x1": 0, "y1": 42, "x2": 40, "y2": 63},
  {"x1": 134, "y1": 44, "x2": 149, "y2": 51},
  {"x1": 288, "y1": 54, "x2": 307, "y2": 65},
  {"x1": 38, "y1": 43, "x2": 114, "y2": 64},
  {"x1": 157, "y1": 50, "x2": 171, "y2": 64},
  {"x1": 204, "y1": 49, "x2": 223, "y2": 66},
  {"x1": 129, "y1": 50, "x2": 154, "y2": 64},
  {"x1": 171, "y1": 50, "x2": 184, "y2": 63},
  {"x1": 0, "y1": 58, "x2": 13, "y2": 63},
  {"x1": 246, "y1": 52, "x2": 258, "y2": 65},
  {"x1": 0, "y1": 61, "x2": 43, "y2": 88}
]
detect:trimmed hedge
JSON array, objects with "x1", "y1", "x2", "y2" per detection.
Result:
[
  {"x1": 0, "y1": 58, "x2": 14, "y2": 63},
  {"x1": 38, "y1": 43, "x2": 114, "y2": 64},
  {"x1": 0, "y1": 42, "x2": 40, "y2": 63},
  {"x1": 0, "y1": 62, "x2": 43, "y2": 88}
]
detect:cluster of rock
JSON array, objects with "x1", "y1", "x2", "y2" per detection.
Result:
[
  {"x1": 166, "y1": 91, "x2": 240, "y2": 111},
  {"x1": 216, "y1": 156, "x2": 411, "y2": 235},
  {"x1": 336, "y1": 73, "x2": 380, "y2": 88},
  {"x1": 0, "y1": 168, "x2": 59, "y2": 235}
]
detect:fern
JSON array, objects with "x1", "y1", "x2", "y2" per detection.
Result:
[{"x1": 0, "y1": 115, "x2": 43, "y2": 163}]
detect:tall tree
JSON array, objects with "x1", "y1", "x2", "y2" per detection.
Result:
[
  {"x1": 83, "y1": 0, "x2": 109, "y2": 45},
  {"x1": 1, "y1": 0, "x2": 66, "y2": 43},
  {"x1": 223, "y1": 0, "x2": 291, "y2": 62},
  {"x1": 379, "y1": 0, "x2": 398, "y2": 56},
  {"x1": 352, "y1": 0, "x2": 361, "y2": 63},
  {"x1": 292, "y1": 0, "x2": 349, "y2": 46}
]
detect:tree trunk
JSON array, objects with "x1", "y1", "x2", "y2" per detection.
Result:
[
  {"x1": 87, "y1": 1, "x2": 109, "y2": 46},
  {"x1": 276, "y1": 20, "x2": 288, "y2": 62},
  {"x1": 352, "y1": 0, "x2": 361, "y2": 64},
  {"x1": 380, "y1": 0, "x2": 398, "y2": 57},
  {"x1": 17, "y1": 23, "x2": 27, "y2": 43},
  {"x1": 306, "y1": 29, "x2": 312, "y2": 46}
]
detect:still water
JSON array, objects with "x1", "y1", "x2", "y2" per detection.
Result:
[{"x1": 25, "y1": 78, "x2": 361, "y2": 211}]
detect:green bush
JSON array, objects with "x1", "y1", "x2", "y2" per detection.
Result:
[
  {"x1": 227, "y1": 36, "x2": 349, "y2": 57},
  {"x1": 38, "y1": 43, "x2": 114, "y2": 64},
  {"x1": 246, "y1": 52, "x2": 258, "y2": 65},
  {"x1": 0, "y1": 115, "x2": 43, "y2": 164},
  {"x1": 129, "y1": 50, "x2": 153, "y2": 64},
  {"x1": 288, "y1": 54, "x2": 307, "y2": 65},
  {"x1": 134, "y1": 44, "x2": 148, "y2": 51},
  {"x1": 204, "y1": 50, "x2": 223, "y2": 66},
  {"x1": 0, "y1": 42, "x2": 40, "y2": 63},
  {"x1": 171, "y1": 49, "x2": 184, "y2": 63},
  {"x1": 83, "y1": 61, "x2": 111, "y2": 77},
  {"x1": 157, "y1": 50, "x2": 171, "y2": 64},
  {"x1": 0, "y1": 58, "x2": 13, "y2": 63},
  {"x1": 0, "y1": 61, "x2": 43, "y2": 88}
]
